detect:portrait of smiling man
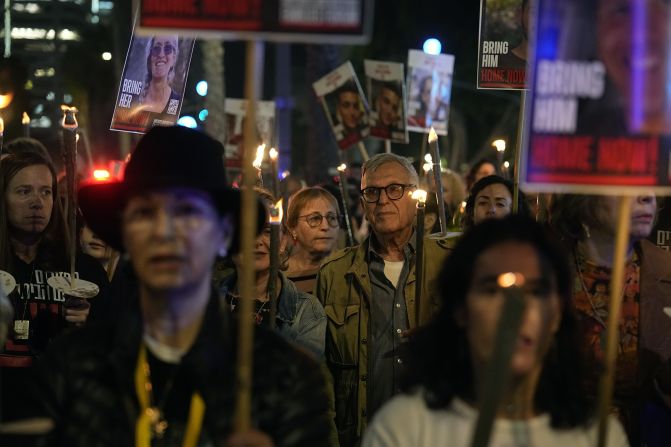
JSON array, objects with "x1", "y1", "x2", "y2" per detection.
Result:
[{"x1": 315, "y1": 153, "x2": 452, "y2": 447}]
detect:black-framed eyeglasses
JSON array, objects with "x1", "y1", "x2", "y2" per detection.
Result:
[
  {"x1": 360, "y1": 183, "x2": 416, "y2": 203},
  {"x1": 299, "y1": 213, "x2": 340, "y2": 228},
  {"x1": 151, "y1": 44, "x2": 175, "y2": 57}
]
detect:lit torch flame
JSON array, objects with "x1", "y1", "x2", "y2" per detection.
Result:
[
  {"x1": 22, "y1": 112, "x2": 30, "y2": 125},
  {"x1": 492, "y1": 139, "x2": 506, "y2": 152},
  {"x1": 0, "y1": 118, "x2": 4, "y2": 134},
  {"x1": 428, "y1": 126, "x2": 438, "y2": 143},
  {"x1": 60, "y1": 105, "x2": 78, "y2": 129},
  {"x1": 497, "y1": 272, "x2": 525, "y2": 288},
  {"x1": 268, "y1": 147, "x2": 278, "y2": 161},
  {"x1": 411, "y1": 189, "x2": 427, "y2": 204},
  {"x1": 252, "y1": 144, "x2": 266, "y2": 170},
  {"x1": 503, "y1": 161, "x2": 510, "y2": 169},
  {"x1": 337, "y1": 163, "x2": 347, "y2": 173},
  {"x1": 269, "y1": 199, "x2": 283, "y2": 224}
]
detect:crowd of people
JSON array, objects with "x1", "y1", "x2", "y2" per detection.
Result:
[{"x1": 0, "y1": 126, "x2": 669, "y2": 446}]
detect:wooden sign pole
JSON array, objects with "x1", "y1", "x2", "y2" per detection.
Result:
[
  {"x1": 596, "y1": 195, "x2": 633, "y2": 447},
  {"x1": 512, "y1": 90, "x2": 526, "y2": 214},
  {"x1": 233, "y1": 39, "x2": 265, "y2": 432}
]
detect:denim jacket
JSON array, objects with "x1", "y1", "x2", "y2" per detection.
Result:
[{"x1": 219, "y1": 271, "x2": 326, "y2": 359}]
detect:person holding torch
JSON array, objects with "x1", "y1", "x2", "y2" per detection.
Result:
[
  {"x1": 26, "y1": 127, "x2": 331, "y2": 446},
  {"x1": 362, "y1": 215, "x2": 627, "y2": 446},
  {"x1": 316, "y1": 152, "x2": 453, "y2": 446}
]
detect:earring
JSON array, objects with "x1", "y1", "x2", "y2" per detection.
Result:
[{"x1": 291, "y1": 232, "x2": 297, "y2": 241}]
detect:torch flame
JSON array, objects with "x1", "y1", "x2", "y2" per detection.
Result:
[
  {"x1": 428, "y1": 127, "x2": 438, "y2": 143},
  {"x1": 268, "y1": 147, "x2": 278, "y2": 160},
  {"x1": 411, "y1": 189, "x2": 427, "y2": 203},
  {"x1": 0, "y1": 93, "x2": 14, "y2": 109},
  {"x1": 492, "y1": 139, "x2": 506, "y2": 152},
  {"x1": 497, "y1": 272, "x2": 525, "y2": 288},
  {"x1": 0, "y1": 117, "x2": 4, "y2": 133},
  {"x1": 422, "y1": 162, "x2": 432, "y2": 173},
  {"x1": 337, "y1": 163, "x2": 347, "y2": 172},
  {"x1": 503, "y1": 161, "x2": 510, "y2": 168},
  {"x1": 60, "y1": 105, "x2": 78, "y2": 129},
  {"x1": 424, "y1": 153, "x2": 433, "y2": 163},
  {"x1": 252, "y1": 144, "x2": 266, "y2": 169},
  {"x1": 269, "y1": 199, "x2": 283, "y2": 224},
  {"x1": 22, "y1": 112, "x2": 30, "y2": 125}
]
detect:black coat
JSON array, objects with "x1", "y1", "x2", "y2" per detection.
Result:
[{"x1": 31, "y1": 292, "x2": 331, "y2": 447}]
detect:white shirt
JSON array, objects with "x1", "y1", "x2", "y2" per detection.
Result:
[
  {"x1": 383, "y1": 260, "x2": 404, "y2": 288},
  {"x1": 362, "y1": 391, "x2": 629, "y2": 447}
]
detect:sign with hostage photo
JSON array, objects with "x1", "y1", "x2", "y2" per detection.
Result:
[
  {"x1": 111, "y1": 31, "x2": 195, "y2": 133},
  {"x1": 406, "y1": 49, "x2": 455, "y2": 136},
  {"x1": 364, "y1": 60, "x2": 408, "y2": 144},
  {"x1": 523, "y1": 0, "x2": 671, "y2": 193},
  {"x1": 477, "y1": 0, "x2": 529, "y2": 89},
  {"x1": 223, "y1": 98, "x2": 276, "y2": 183},
  {"x1": 313, "y1": 62, "x2": 370, "y2": 150}
]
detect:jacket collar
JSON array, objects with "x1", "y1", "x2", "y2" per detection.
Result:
[
  {"x1": 365, "y1": 229, "x2": 417, "y2": 263},
  {"x1": 276, "y1": 271, "x2": 298, "y2": 324}
]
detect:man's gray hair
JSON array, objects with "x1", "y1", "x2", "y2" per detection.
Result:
[{"x1": 362, "y1": 153, "x2": 419, "y2": 185}]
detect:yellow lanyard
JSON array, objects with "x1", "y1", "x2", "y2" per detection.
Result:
[{"x1": 134, "y1": 344, "x2": 205, "y2": 447}]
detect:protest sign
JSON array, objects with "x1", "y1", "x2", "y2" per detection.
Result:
[
  {"x1": 477, "y1": 0, "x2": 529, "y2": 89},
  {"x1": 138, "y1": 0, "x2": 373, "y2": 45},
  {"x1": 406, "y1": 50, "x2": 455, "y2": 136},
  {"x1": 523, "y1": 0, "x2": 671, "y2": 194},
  {"x1": 223, "y1": 99, "x2": 276, "y2": 181},
  {"x1": 111, "y1": 32, "x2": 195, "y2": 133},
  {"x1": 364, "y1": 60, "x2": 408, "y2": 144},
  {"x1": 313, "y1": 62, "x2": 370, "y2": 150}
]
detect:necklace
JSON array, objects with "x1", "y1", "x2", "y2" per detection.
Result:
[
  {"x1": 134, "y1": 344, "x2": 205, "y2": 446},
  {"x1": 226, "y1": 290, "x2": 271, "y2": 325}
]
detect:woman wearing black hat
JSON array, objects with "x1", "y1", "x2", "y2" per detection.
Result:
[{"x1": 28, "y1": 126, "x2": 331, "y2": 446}]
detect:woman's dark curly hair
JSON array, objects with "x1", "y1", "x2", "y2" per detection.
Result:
[{"x1": 402, "y1": 214, "x2": 594, "y2": 428}]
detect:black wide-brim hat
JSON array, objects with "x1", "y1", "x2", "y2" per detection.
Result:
[{"x1": 79, "y1": 125, "x2": 266, "y2": 253}]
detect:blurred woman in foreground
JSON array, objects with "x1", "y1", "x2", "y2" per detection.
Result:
[{"x1": 363, "y1": 215, "x2": 627, "y2": 446}]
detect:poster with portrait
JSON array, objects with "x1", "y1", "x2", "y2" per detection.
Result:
[
  {"x1": 364, "y1": 60, "x2": 408, "y2": 144},
  {"x1": 523, "y1": 0, "x2": 671, "y2": 194},
  {"x1": 313, "y1": 61, "x2": 370, "y2": 150},
  {"x1": 223, "y1": 99, "x2": 276, "y2": 177},
  {"x1": 406, "y1": 50, "x2": 455, "y2": 136},
  {"x1": 477, "y1": 0, "x2": 529, "y2": 89},
  {"x1": 110, "y1": 31, "x2": 195, "y2": 133}
]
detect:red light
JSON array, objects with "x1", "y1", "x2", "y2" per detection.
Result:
[{"x1": 93, "y1": 169, "x2": 111, "y2": 181}]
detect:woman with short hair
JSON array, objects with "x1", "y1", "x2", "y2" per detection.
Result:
[{"x1": 284, "y1": 187, "x2": 341, "y2": 294}]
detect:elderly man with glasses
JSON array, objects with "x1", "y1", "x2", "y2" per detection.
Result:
[{"x1": 315, "y1": 153, "x2": 453, "y2": 447}]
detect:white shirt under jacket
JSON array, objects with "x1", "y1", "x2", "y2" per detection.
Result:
[{"x1": 361, "y1": 390, "x2": 629, "y2": 447}]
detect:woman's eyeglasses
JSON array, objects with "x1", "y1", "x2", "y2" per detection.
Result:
[
  {"x1": 299, "y1": 213, "x2": 340, "y2": 228},
  {"x1": 360, "y1": 183, "x2": 416, "y2": 203},
  {"x1": 151, "y1": 44, "x2": 175, "y2": 57}
]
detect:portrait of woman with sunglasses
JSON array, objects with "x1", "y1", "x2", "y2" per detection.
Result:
[
  {"x1": 284, "y1": 187, "x2": 341, "y2": 295},
  {"x1": 138, "y1": 35, "x2": 181, "y2": 114}
]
